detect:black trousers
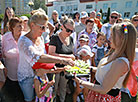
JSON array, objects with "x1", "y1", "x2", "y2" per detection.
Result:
[{"x1": 1, "y1": 77, "x2": 24, "y2": 102}]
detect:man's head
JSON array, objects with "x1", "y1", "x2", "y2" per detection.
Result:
[
  {"x1": 109, "y1": 11, "x2": 119, "y2": 24},
  {"x1": 80, "y1": 11, "x2": 88, "y2": 25},
  {"x1": 85, "y1": 19, "x2": 94, "y2": 33},
  {"x1": 90, "y1": 10, "x2": 96, "y2": 18}
]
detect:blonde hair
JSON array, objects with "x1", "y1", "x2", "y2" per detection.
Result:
[
  {"x1": 28, "y1": 10, "x2": 48, "y2": 28},
  {"x1": 104, "y1": 22, "x2": 137, "y2": 87}
]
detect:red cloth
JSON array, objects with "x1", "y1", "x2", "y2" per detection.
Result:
[
  {"x1": 32, "y1": 43, "x2": 55, "y2": 70},
  {"x1": 86, "y1": 90, "x2": 121, "y2": 102},
  {"x1": 45, "y1": 43, "x2": 49, "y2": 54},
  {"x1": 32, "y1": 62, "x2": 55, "y2": 69},
  {"x1": 127, "y1": 61, "x2": 138, "y2": 97}
]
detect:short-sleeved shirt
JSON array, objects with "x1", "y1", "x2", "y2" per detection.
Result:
[
  {"x1": 49, "y1": 34, "x2": 74, "y2": 67},
  {"x1": 77, "y1": 29, "x2": 97, "y2": 50},
  {"x1": 101, "y1": 23, "x2": 112, "y2": 40},
  {"x1": 17, "y1": 35, "x2": 45, "y2": 82}
]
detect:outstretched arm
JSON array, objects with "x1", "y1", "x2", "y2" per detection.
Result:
[{"x1": 74, "y1": 59, "x2": 129, "y2": 94}]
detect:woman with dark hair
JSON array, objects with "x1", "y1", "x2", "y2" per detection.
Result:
[
  {"x1": 74, "y1": 12, "x2": 81, "y2": 26},
  {"x1": 49, "y1": 19, "x2": 75, "y2": 102},
  {"x1": 1, "y1": 7, "x2": 15, "y2": 35},
  {"x1": 2, "y1": 17, "x2": 24, "y2": 102}
]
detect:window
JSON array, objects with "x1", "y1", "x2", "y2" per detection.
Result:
[
  {"x1": 73, "y1": 5, "x2": 78, "y2": 11},
  {"x1": 66, "y1": 6, "x2": 70, "y2": 12},
  {"x1": 61, "y1": 6, "x2": 64, "y2": 12},
  {"x1": 124, "y1": 12, "x2": 130, "y2": 18},
  {"x1": 103, "y1": 3, "x2": 108, "y2": 9},
  {"x1": 111, "y1": 3, "x2": 117, "y2": 8},
  {"x1": 69, "y1": 5, "x2": 72, "y2": 12},
  {"x1": 125, "y1": 1, "x2": 132, "y2": 8},
  {"x1": 86, "y1": 5, "x2": 93, "y2": 9},
  {"x1": 136, "y1": 1, "x2": 138, "y2": 7}
]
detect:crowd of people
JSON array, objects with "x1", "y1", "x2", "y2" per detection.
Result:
[{"x1": 0, "y1": 6, "x2": 138, "y2": 102}]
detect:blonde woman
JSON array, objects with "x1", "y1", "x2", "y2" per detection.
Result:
[
  {"x1": 74, "y1": 22, "x2": 137, "y2": 102},
  {"x1": 17, "y1": 10, "x2": 74, "y2": 102},
  {"x1": 49, "y1": 10, "x2": 61, "y2": 34}
]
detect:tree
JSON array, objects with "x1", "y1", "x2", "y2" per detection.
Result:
[
  {"x1": 106, "y1": 7, "x2": 110, "y2": 22},
  {"x1": 33, "y1": 0, "x2": 47, "y2": 14},
  {"x1": 99, "y1": 9, "x2": 103, "y2": 19}
]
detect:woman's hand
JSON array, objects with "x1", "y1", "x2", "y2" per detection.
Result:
[
  {"x1": 61, "y1": 58, "x2": 75, "y2": 66},
  {"x1": 73, "y1": 75, "x2": 82, "y2": 84},
  {"x1": 48, "y1": 80, "x2": 55, "y2": 86},
  {"x1": 69, "y1": 54, "x2": 75, "y2": 61}
]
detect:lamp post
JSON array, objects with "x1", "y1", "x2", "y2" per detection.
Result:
[
  {"x1": 95, "y1": 0, "x2": 98, "y2": 12},
  {"x1": 28, "y1": 0, "x2": 34, "y2": 11}
]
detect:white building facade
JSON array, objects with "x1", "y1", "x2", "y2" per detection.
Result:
[{"x1": 47, "y1": 0, "x2": 138, "y2": 19}]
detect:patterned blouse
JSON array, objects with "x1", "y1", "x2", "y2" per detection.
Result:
[{"x1": 17, "y1": 35, "x2": 45, "y2": 81}]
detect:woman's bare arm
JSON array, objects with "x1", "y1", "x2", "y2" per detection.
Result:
[
  {"x1": 74, "y1": 59, "x2": 128, "y2": 94},
  {"x1": 47, "y1": 22, "x2": 55, "y2": 37},
  {"x1": 34, "y1": 79, "x2": 54, "y2": 98}
]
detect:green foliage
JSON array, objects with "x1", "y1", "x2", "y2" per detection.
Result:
[
  {"x1": 99, "y1": 9, "x2": 103, "y2": 19},
  {"x1": 33, "y1": 0, "x2": 47, "y2": 14},
  {"x1": 0, "y1": 14, "x2": 4, "y2": 23},
  {"x1": 106, "y1": 7, "x2": 110, "y2": 22}
]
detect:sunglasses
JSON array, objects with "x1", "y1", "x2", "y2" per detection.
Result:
[
  {"x1": 35, "y1": 23, "x2": 46, "y2": 30},
  {"x1": 63, "y1": 24, "x2": 74, "y2": 33},
  {"x1": 97, "y1": 14, "x2": 101, "y2": 17},
  {"x1": 133, "y1": 19, "x2": 138, "y2": 22},
  {"x1": 111, "y1": 16, "x2": 118, "y2": 19}
]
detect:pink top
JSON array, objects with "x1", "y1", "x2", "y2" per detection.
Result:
[{"x1": 2, "y1": 32, "x2": 20, "y2": 81}]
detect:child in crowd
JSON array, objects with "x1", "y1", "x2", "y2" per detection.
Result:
[
  {"x1": 33, "y1": 63, "x2": 67, "y2": 102},
  {"x1": 73, "y1": 45, "x2": 93, "y2": 102},
  {"x1": 75, "y1": 34, "x2": 89, "y2": 58},
  {"x1": 34, "y1": 68, "x2": 55, "y2": 102},
  {"x1": 92, "y1": 32, "x2": 107, "y2": 66}
]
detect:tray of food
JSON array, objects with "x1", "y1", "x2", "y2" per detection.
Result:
[{"x1": 65, "y1": 60, "x2": 90, "y2": 79}]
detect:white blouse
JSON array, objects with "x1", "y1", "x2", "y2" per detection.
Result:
[
  {"x1": 95, "y1": 57, "x2": 129, "y2": 89},
  {"x1": 17, "y1": 35, "x2": 46, "y2": 82}
]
